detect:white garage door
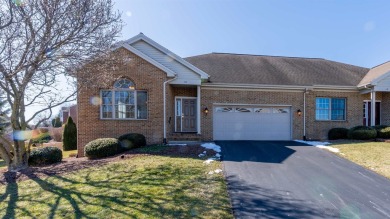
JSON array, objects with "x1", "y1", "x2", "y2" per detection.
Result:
[{"x1": 213, "y1": 106, "x2": 292, "y2": 140}]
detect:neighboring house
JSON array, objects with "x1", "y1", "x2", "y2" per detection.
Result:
[
  {"x1": 77, "y1": 33, "x2": 390, "y2": 156},
  {"x1": 60, "y1": 105, "x2": 77, "y2": 124}
]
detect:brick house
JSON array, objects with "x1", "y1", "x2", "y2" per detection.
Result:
[
  {"x1": 77, "y1": 33, "x2": 390, "y2": 156},
  {"x1": 60, "y1": 105, "x2": 77, "y2": 124}
]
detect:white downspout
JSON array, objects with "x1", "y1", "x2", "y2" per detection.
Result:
[
  {"x1": 163, "y1": 76, "x2": 177, "y2": 144},
  {"x1": 197, "y1": 85, "x2": 201, "y2": 134},
  {"x1": 371, "y1": 90, "x2": 376, "y2": 126},
  {"x1": 303, "y1": 88, "x2": 307, "y2": 140}
]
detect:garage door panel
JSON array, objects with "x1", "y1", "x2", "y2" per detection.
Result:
[{"x1": 213, "y1": 106, "x2": 291, "y2": 140}]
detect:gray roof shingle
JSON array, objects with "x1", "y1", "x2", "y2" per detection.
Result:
[{"x1": 185, "y1": 53, "x2": 369, "y2": 86}]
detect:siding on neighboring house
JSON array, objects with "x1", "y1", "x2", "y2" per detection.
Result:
[{"x1": 131, "y1": 40, "x2": 202, "y2": 85}]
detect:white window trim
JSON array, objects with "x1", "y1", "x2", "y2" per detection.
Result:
[
  {"x1": 100, "y1": 89, "x2": 148, "y2": 120},
  {"x1": 315, "y1": 97, "x2": 346, "y2": 121}
]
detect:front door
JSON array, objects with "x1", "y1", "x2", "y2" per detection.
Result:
[
  {"x1": 175, "y1": 97, "x2": 197, "y2": 132},
  {"x1": 363, "y1": 101, "x2": 381, "y2": 126}
]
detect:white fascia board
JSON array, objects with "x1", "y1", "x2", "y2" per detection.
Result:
[
  {"x1": 201, "y1": 83, "x2": 309, "y2": 90},
  {"x1": 119, "y1": 43, "x2": 176, "y2": 77},
  {"x1": 371, "y1": 70, "x2": 390, "y2": 86},
  {"x1": 311, "y1": 85, "x2": 359, "y2": 91},
  {"x1": 125, "y1": 34, "x2": 210, "y2": 79},
  {"x1": 202, "y1": 83, "x2": 359, "y2": 91}
]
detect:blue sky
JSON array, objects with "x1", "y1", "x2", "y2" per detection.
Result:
[{"x1": 115, "y1": 0, "x2": 390, "y2": 68}]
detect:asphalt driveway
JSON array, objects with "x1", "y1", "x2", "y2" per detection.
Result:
[{"x1": 217, "y1": 141, "x2": 390, "y2": 219}]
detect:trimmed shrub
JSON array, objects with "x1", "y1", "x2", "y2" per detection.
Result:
[
  {"x1": 31, "y1": 132, "x2": 52, "y2": 144},
  {"x1": 84, "y1": 138, "x2": 119, "y2": 159},
  {"x1": 118, "y1": 133, "x2": 146, "y2": 150},
  {"x1": 348, "y1": 126, "x2": 377, "y2": 140},
  {"x1": 375, "y1": 125, "x2": 390, "y2": 139},
  {"x1": 328, "y1": 128, "x2": 349, "y2": 140},
  {"x1": 62, "y1": 116, "x2": 77, "y2": 151},
  {"x1": 29, "y1": 146, "x2": 62, "y2": 165}
]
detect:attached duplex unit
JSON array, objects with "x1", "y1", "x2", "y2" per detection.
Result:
[{"x1": 76, "y1": 33, "x2": 390, "y2": 156}]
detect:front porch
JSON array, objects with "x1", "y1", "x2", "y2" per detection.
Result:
[
  {"x1": 361, "y1": 91, "x2": 390, "y2": 126},
  {"x1": 167, "y1": 85, "x2": 203, "y2": 143}
]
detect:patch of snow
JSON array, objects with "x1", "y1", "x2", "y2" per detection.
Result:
[
  {"x1": 201, "y1": 143, "x2": 221, "y2": 153},
  {"x1": 198, "y1": 153, "x2": 205, "y2": 158},
  {"x1": 203, "y1": 158, "x2": 216, "y2": 164},
  {"x1": 215, "y1": 153, "x2": 221, "y2": 158},
  {"x1": 208, "y1": 169, "x2": 223, "y2": 175},
  {"x1": 294, "y1": 140, "x2": 330, "y2": 146},
  {"x1": 316, "y1": 145, "x2": 340, "y2": 153},
  {"x1": 214, "y1": 169, "x2": 223, "y2": 173},
  {"x1": 295, "y1": 140, "x2": 339, "y2": 153},
  {"x1": 202, "y1": 151, "x2": 207, "y2": 154},
  {"x1": 168, "y1": 143, "x2": 187, "y2": 146}
]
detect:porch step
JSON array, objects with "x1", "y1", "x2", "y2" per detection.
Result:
[
  {"x1": 168, "y1": 141, "x2": 201, "y2": 145},
  {"x1": 168, "y1": 133, "x2": 202, "y2": 142}
]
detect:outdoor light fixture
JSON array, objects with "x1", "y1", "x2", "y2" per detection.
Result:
[
  {"x1": 297, "y1": 109, "x2": 302, "y2": 116},
  {"x1": 203, "y1": 107, "x2": 209, "y2": 115}
]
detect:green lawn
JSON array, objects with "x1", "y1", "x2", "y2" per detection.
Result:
[
  {"x1": 0, "y1": 155, "x2": 232, "y2": 218},
  {"x1": 0, "y1": 159, "x2": 5, "y2": 169},
  {"x1": 62, "y1": 149, "x2": 77, "y2": 158},
  {"x1": 332, "y1": 141, "x2": 390, "y2": 179}
]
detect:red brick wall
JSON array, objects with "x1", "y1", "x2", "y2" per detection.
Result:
[
  {"x1": 77, "y1": 48, "x2": 169, "y2": 156},
  {"x1": 200, "y1": 88, "x2": 365, "y2": 141}
]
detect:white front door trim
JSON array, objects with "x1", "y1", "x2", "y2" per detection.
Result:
[{"x1": 175, "y1": 96, "x2": 197, "y2": 132}]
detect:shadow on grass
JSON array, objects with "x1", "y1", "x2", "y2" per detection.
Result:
[
  {"x1": 0, "y1": 152, "x2": 231, "y2": 218},
  {"x1": 0, "y1": 159, "x2": 5, "y2": 169},
  {"x1": 225, "y1": 175, "x2": 337, "y2": 218}
]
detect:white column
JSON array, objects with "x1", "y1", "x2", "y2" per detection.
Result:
[
  {"x1": 371, "y1": 90, "x2": 376, "y2": 126},
  {"x1": 197, "y1": 85, "x2": 201, "y2": 134}
]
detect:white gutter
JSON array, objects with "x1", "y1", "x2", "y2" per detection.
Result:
[
  {"x1": 202, "y1": 83, "x2": 359, "y2": 91},
  {"x1": 163, "y1": 76, "x2": 177, "y2": 144}
]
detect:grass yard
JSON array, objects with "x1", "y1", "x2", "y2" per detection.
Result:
[
  {"x1": 0, "y1": 159, "x2": 4, "y2": 169},
  {"x1": 332, "y1": 141, "x2": 390, "y2": 179},
  {"x1": 62, "y1": 149, "x2": 77, "y2": 158},
  {"x1": 0, "y1": 155, "x2": 232, "y2": 218}
]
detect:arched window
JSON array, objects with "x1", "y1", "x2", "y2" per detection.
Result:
[
  {"x1": 113, "y1": 78, "x2": 135, "y2": 89},
  {"x1": 101, "y1": 79, "x2": 147, "y2": 119}
]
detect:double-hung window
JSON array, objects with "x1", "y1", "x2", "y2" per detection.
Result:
[
  {"x1": 101, "y1": 79, "x2": 147, "y2": 120},
  {"x1": 315, "y1": 97, "x2": 346, "y2": 121}
]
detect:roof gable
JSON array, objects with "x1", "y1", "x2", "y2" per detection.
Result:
[
  {"x1": 125, "y1": 33, "x2": 209, "y2": 80},
  {"x1": 358, "y1": 61, "x2": 390, "y2": 87}
]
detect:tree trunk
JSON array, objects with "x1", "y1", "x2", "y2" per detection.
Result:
[{"x1": 7, "y1": 140, "x2": 29, "y2": 172}]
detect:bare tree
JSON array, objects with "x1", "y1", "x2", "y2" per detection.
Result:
[
  {"x1": 0, "y1": 0, "x2": 123, "y2": 171},
  {"x1": 0, "y1": 0, "x2": 14, "y2": 29}
]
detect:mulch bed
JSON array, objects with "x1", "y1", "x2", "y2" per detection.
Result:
[{"x1": 0, "y1": 145, "x2": 214, "y2": 185}]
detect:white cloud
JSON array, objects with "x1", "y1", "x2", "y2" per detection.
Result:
[
  {"x1": 125, "y1": 11, "x2": 132, "y2": 17},
  {"x1": 364, "y1": 21, "x2": 375, "y2": 32}
]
